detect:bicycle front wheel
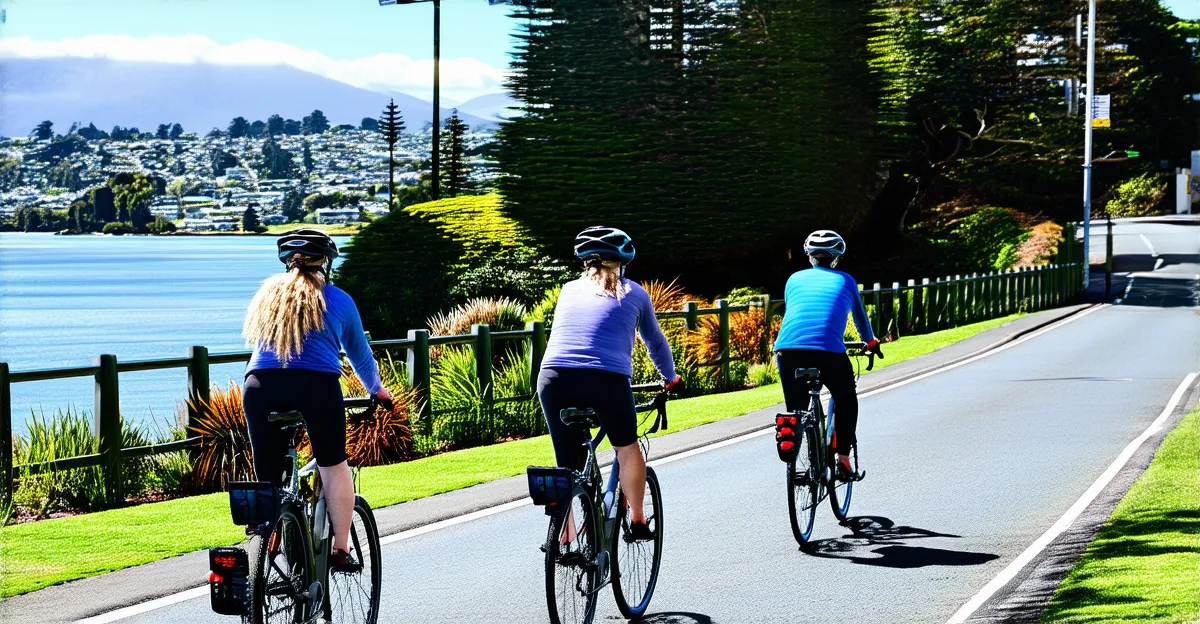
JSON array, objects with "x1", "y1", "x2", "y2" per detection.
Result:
[
  {"x1": 787, "y1": 423, "x2": 821, "y2": 545},
  {"x1": 612, "y1": 466, "x2": 663, "y2": 619},
  {"x1": 249, "y1": 504, "x2": 314, "y2": 624},
  {"x1": 327, "y1": 495, "x2": 383, "y2": 624},
  {"x1": 545, "y1": 492, "x2": 599, "y2": 624}
]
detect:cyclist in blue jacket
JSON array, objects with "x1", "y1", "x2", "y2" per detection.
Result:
[
  {"x1": 774, "y1": 230, "x2": 883, "y2": 475},
  {"x1": 242, "y1": 229, "x2": 391, "y2": 571},
  {"x1": 539, "y1": 226, "x2": 682, "y2": 541}
]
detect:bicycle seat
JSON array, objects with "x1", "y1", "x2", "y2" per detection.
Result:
[
  {"x1": 267, "y1": 411, "x2": 305, "y2": 427},
  {"x1": 560, "y1": 407, "x2": 598, "y2": 428},
  {"x1": 795, "y1": 368, "x2": 821, "y2": 384}
]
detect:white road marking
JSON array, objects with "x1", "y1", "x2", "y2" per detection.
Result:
[
  {"x1": 80, "y1": 305, "x2": 1108, "y2": 623},
  {"x1": 945, "y1": 372, "x2": 1199, "y2": 624},
  {"x1": 1139, "y1": 233, "x2": 1157, "y2": 256},
  {"x1": 76, "y1": 588, "x2": 209, "y2": 624}
]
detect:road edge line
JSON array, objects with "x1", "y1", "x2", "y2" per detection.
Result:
[
  {"x1": 74, "y1": 304, "x2": 1106, "y2": 623},
  {"x1": 943, "y1": 371, "x2": 1200, "y2": 624}
]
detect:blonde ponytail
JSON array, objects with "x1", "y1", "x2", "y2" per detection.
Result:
[
  {"x1": 243, "y1": 254, "x2": 328, "y2": 362},
  {"x1": 582, "y1": 257, "x2": 625, "y2": 300}
]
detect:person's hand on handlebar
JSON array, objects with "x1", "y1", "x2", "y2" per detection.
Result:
[
  {"x1": 374, "y1": 387, "x2": 395, "y2": 412},
  {"x1": 865, "y1": 339, "x2": 885, "y2": 360},
  {"x1": 664, "y1": 374, "x2": 684, "y2": 392}
]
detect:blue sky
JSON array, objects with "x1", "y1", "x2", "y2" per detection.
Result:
[{"x1": 0, "y1": 0, "x2": 1195, "y2": 102}]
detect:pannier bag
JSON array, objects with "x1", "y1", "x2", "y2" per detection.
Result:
[
  {"x1": 775, "y1": 414, "x2": 800, "y2": 462},
  {"x1": 228, "y1": 481, "x2": 278, "y2": 526},
  {"x1": 527, "y1": 466, "x2": 576, "y2": 515},
  {"x1": 209, "y1": 546, "x2": 249, "y2": 616}
]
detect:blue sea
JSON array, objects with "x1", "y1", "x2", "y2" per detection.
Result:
[{"x1": 0, "y1": 233, "x2": 350, "y2": 436}]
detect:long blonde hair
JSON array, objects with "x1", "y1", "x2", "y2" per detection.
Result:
[
  {"x1": 582, "y1": 256, "x2": 625, "y2": 300},
  {"x1": 243, "y1": 254, "x2": 328, "y2": 362}
]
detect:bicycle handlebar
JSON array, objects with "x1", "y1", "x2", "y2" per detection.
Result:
[{"x1": 845, "y1": 342, "x2": 876, "y2": 372}]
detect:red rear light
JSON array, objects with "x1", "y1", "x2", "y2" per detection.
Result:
[
  {"x1": 209, "y1": 572, "x2": 225, "y2": 584},
  {"x1": 214, "y1": 555, "x2": 237, "y2": 569}
]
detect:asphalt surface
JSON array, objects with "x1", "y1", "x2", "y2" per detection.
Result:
[{"x1": 16, "y1": 218, "x2": 1200, "y2": 624}]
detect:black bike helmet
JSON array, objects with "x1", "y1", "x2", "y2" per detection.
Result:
[
  {"x1": 277, "y1": 228, "x2": 339, "y2": 264},
  {"x1": 574, "y1": 226, "x2": 636, "y2": 264}
]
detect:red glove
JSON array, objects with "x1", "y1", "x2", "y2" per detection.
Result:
[
  {"x1": 865, "y1": 339, "x2": 884, "y2": 359},
  {"x1": 664, "y1": 375, "x2": 684, "y2": 392}
]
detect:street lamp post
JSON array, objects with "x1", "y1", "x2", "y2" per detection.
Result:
[
  {"x1": 381, "y1": 0, "x2": 442, "y2": 201},
  {"x1": 1082, "y1": 0, "x2": 1097, "y2": 291}
]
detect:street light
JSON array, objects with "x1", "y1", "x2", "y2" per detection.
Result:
[
  {"x1": 380, "y1": 0, "x2": 443, "y2": 200},
  {"x1": 1082, "y1": 0, "x2": 1097, "y2": 291}
]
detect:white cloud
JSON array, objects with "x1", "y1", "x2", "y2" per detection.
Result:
[{"x1": 0, "y1": 34, "x2": 508, "y2": 102}]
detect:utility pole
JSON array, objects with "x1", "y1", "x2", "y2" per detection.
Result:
[
  {"x1": 432, "y1": 0, "x2": 441, "y2": 200},
  {"x1": 1082, "y1": 0, "x2": 1097, "y2": 290}
]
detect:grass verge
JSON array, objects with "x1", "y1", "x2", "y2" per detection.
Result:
[
  {"x1": 1041, "y1": 404, "x2": 1200, "y2": 623},
  {"x1": 0, "y1": 311, "x2": 1027, "y2": 597}
]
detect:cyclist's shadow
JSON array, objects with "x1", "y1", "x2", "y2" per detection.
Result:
[
  {"x1": 638, "y1": 612, "x2": 714, "y2": 624},
  {"x1": 801, "y1": 515, "x2": 999, "y2": 569}
]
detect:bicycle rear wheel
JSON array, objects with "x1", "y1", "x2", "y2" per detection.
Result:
[
  {"x1": 327, "y1": 495, "x2": 383, "y2": 624},
  {"x1": 545, "y1": 492, "x2": 599, "y2": 624},
  {"x1": 249, "y1": 504, "x2": 314, "y2": 624},
  {"x1": 787, "y1": 422, "x2": 821, "y2": 545},
  {"x1": 612, "y1": 466, "x2": 663, "y2": 619},
  {"x1": 828, "y1": 444, "x2": 856, "y2": 522}
]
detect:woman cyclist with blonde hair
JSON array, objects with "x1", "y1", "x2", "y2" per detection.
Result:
[{"x1": 242, "y1": 229, "x2": 391, "y2": 571}]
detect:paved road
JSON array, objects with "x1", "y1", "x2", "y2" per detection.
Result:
[{"x1": 109, "y1": 220, "x2": 1200, "y2": 623}]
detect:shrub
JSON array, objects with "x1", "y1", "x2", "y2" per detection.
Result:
[
  {"x1": 525, "y1": 286, "x2": 561, "y2": 325},
  {"x1": 950, "y1": 207, "x2": 1029, "y2": 273},
  {"x1": 493, "y1": 345, "x2": 544, "y2": 439},
  {"x1": 101, "y1": 221, "x2": 134, "y2": 235},
  {"x1": 427, "y1": 347, "x2": 486, "y2": 451},
  {"x1": 146, "y1": 215, "x2": 176, "y2": 234},
  {"x1": 747, "y1": 362, "x2": 780, "y2": 387},
  {"x1": 12, "y1": 408, "x2": 152, "y2": 514},
  {"x1": 1105, "y1": 173, "x2": 1167, "y2": 217},
  {"x1": 340, "y1": 354, "x2": 417, "y2": 466},
  {"x1": 186, "y1": 382, "x2": 255, "y2": 492},
  {"x1": 428, "y1": 297, "x2": 527, "y2": 337}
]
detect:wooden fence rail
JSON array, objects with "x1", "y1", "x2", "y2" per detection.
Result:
[{"x1": 0, "y1": 260, "x2": 1083, "y2": 508}]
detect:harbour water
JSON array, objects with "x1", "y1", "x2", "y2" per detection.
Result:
[{"x1": 0, "y1": 233, "x2": 351, "y2": 436}]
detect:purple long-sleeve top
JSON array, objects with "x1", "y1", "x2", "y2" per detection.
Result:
[{"x1": 541, "y1": 278, "x2": 677, "y2": 380}]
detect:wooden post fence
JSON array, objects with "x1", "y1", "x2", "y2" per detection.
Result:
[
  {"x1": 95, "y1": 354, "x2": 123, "y2": 506},
  {"x1": 407, "y1": 329, "x2": 432, "y2": 434}
]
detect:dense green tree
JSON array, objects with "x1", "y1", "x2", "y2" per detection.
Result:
[
  {"x1": 47, "y1": 159, "x2": 84, "y2": 191},
  {"x1": 210, "y1": 149, "x2": 239, "y2": 177},
  {"x1": 23, "y1": 207, "x2": 42, "y2": 231},
  {"x1": 242, "y1": 206, "x2": 261, "y2": 231},
  {"x1": 206, "y1": 127, "x2": 225, "y2": 139},
  {"x1": 361, "y1": 117, "x2": 379, "y2": 131},
  {"x1": 259, "y1": 138, "x2": 295, "y2": 180},
  {"x1": 155, "y1": 124, "x2": 171, "y2": 139},
  {"x1": 31, "y1": 135, "x2": 88, "y2": 163},
  {"x1": 302, "y1": 141, "x2": 315, "y2": 173},
  {"x1": 170, "y1": 123, "x2": 184, "y2": 140},
  {"x1": 228, "y1": 117, "x2": 251, "y2": 139},
  {"x1": 77, "y1": 123, "x2": 107, "y2": 141},
  {"x1": 301, "y1": 110, "x2": 330, "y2": 135},
  {"x1": 283, "y1": 119, "x2": 301, "y2": 135},
  {"x1": 91, "y1": 186, "x2": 116, "y2": 222},
  {"x1": 33, "y1": 121, "x2": 53, "y2": 141},
  {"x1": 0, "y1": 157, "x2": 21, "y2": 191},
  {"x1": 266, "y1": 114, "x2": 286, "y2": 136},
  {"x1": 282, "y1": 188, "x2": 306, "y2": 222},
  {"x1": 70, "y1": 199, "x2": 91, "y2": 232},
  {"x1": 440, "y1": 110, "x2": 471, "y2": 198},
  {"x1": 249, "y1": 120, "x2": 266, "y2": 137}
]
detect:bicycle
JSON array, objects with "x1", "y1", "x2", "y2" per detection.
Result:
[
  {"x1": 527, "y1": 382, "x2": 672, "y2": 624},
  {"x1": 779, "y1": 342, "x2": 876, "y2": 546},
  {"x1": 208, "y1": 397, "x2": 384, "y2": 624}
]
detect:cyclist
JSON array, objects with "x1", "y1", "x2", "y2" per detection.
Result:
[
  {"x1": 774, "y1": 230, "x2": 882, "y2": 476},
  {"x1": 538, "y1": 226, "x2": 682, "y2": 540},
  {"x1": 241, "y1": 229, "x2": 391, "y2": 571}
]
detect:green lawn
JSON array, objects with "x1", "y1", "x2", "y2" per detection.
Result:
[
  {"x1": 0, "y1": 311, "x2": 1026, "y2": 597},
  {"x1": 1041, "y1": 405, "x2": 1200, "y2": 623}
]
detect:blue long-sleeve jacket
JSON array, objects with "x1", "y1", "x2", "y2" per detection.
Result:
[
  {"x1": 774, "y1": 267, "x2": 875, "y2": 353},
  {"x1": 541, "y1": 278, "x2": 677, "y2": 380},
  {"x1": 246, "y1": 284, "x2": 383, "y2": 395}
]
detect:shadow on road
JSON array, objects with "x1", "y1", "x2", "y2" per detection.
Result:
[
  {"x1": 634, "y1": 612, "x2": 714, "y2": 624},
  {"x1": 802, "y1": 516, "x2": 999, "y2": 569}
]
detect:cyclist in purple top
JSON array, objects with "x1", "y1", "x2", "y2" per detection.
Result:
[{"x1": 539, "y1": 226, "x2": 682, "y2": 540}]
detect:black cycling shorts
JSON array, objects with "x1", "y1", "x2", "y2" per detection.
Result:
[
  {"x1": 537, "y1": 367, "x2": 637, "y2": 470},
  {"x1": 243, "y1": 368, "x2": 347, "y2": 484}
]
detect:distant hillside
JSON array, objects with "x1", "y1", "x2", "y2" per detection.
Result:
[
  {"x1": 0, "y1": 57, "x2": 494, "y2": 138},
  {"x1": 455, "y1": 93, "x2": 520, "y2": 122}
]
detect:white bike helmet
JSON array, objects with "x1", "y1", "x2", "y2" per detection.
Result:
[{"x1": 803, "y1": 230, "x2": 846, "y2": 258}]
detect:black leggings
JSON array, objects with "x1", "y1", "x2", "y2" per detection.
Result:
[
  {"x1": 537, "y1": 367, "x2": 637, "y2": 470},
  {"x1": 775, "y1": 350, "x2": 858, "y2": 454},
  {"x1": 243, "y1": 368, "x2": 346, "y2": 485}
]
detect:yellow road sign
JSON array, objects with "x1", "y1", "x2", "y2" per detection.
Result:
[{"x1": 1092, "y1": 118, "x2": 1110, "y2": 128}]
